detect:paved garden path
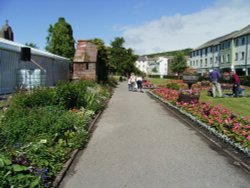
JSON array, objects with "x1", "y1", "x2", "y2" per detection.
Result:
[{"x1": 60, "y1": 82, "x2": 250, "y2": 188}]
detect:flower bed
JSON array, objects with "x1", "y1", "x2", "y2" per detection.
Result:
[
  {"x1": 178, "y1": 89, "x2": 200, "y2": 103},
  {"x1": 151, "y1": 87, "x2": 250, "y2": 156},
  {"x1": 142, "y1": 80, "x2": 155, "y2": 89},
  {"x1": 0, "y1": 81, "x2": 112, "y2": 187}
]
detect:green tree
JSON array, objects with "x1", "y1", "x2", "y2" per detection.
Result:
[
  {"x1": 170, "y1": 52, "x2": 187, "y2": 76},
  {"x1": 108, "y1": 37, "x2": 139, "y2": 75},
  {"x1": 151, "y1": 66, "x2": 158, "y2": 73},
  {"x1": 89, "y1": 38, "x2": 109, "y2": 83},
  {"x1": 45, "y1": 17, "x2": 75, "y2": 60},
  {"x1": 25, "y1": 42, "x2": 38, "y2": 49}
]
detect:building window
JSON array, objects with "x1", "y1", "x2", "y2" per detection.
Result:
[
  {"x1": 205, "y1": 48, "x2": 207, "y2": 56},
  {"x1": 242, "y1": 37, "x2": 245, "y2": 45},
  {"x1": 221, "y1": 43, "x2": 224, "y2": 49},
  {"x1": 227, "y1": 54, "x2": 230, "y2": 63},
  {"x1": 241, "y1": 52, "x2": 245, "y2": 60},
  {"x1": 86, "y1": 62, "x2": 89, "y2": 70},
  {"x1": 205, "y1": 59, "x2": 207, "y2": 66},
  {"x1": 221, "y1": 55, "x2": 225, "y2": 63},
  {"x1": 200, "y1": 60, "x2": 203, "y2": 67},
  {"x1": 215, "y1": 56, "x2": 218, "y2": 63},
  {"x1": 196, "y1": 60, "x2": 198, "y2": 66},
  {"x1": 235, "y1": 39, "x2": 238, "y2": 46},
  {"x1": 210, "y1": 57, "x2": 213, "y2": 64},
  {"x1": 235, "y1": 53, "x2": 238, "y2": 61}
]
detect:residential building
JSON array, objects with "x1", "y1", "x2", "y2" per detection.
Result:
[
  {"x1": 135, "y1": 56, "x2": 148, "y2": 74},
  {"x1": 189, "y1": 24, "x2": 250, "y2": 75},
  {"x1": 135, "y1": 56, "x2": 170, "y2": 77}
]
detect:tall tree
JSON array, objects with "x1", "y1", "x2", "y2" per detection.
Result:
[
  {"x1": 89, "y1": 38, "x2": 109, "y2": 83},
  {"x1": 170, "y1": 52, "x2": 187, "y2": 76},
  {"x1": 108, "y1": 37, "x2": 138, "y2": 75},
  {"x1": 45, "y1": 17, "x2": 75, "y2": 60}
]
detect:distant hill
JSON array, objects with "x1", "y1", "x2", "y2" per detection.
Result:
[{"x1": 144, "y1": 48, "x2": 192, "y2": 58}]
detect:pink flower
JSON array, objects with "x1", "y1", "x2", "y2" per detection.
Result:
[
  {"x1": 246, "y1": 135, "x2": 250, "y2": 141},
  {"x1": 241, "y1": 131, "x2": 247, "y2": 136},
  {"x1": 232, "y1": 123, "x2": 241, "y2": 130}
]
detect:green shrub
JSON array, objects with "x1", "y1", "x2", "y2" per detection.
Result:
[
  {"x1": 1, "y1": 106, "x2": 86, "y2": 149},
  {"x1": 149, "y1": 75, "x2": 160, "y2": 78},
  {"x1": 0, "y1": 80, "x2": 111, "y2": 187},
  {"x1": 166, "y1": 82, "x2": 180, "y2": 91},
  {"x1": 55, "y1": 80, "x2": 98, "y2": 109},
  {"x1": 10, "y1": 88, "x2": 57, "y2": 109},
  {"x1": 240, "y1": 76, "x2": 250, "y2": 86},
  {"x1": 163, "y1": 75, "x2": 179, "y2": 79}
]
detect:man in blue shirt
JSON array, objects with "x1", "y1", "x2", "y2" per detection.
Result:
[{"x1": 209, "y1": 69, "x2": 222, "y2": 98}]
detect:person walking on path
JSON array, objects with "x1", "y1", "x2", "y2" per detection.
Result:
[
  {"x1": 130, "y1": 73, "x2": 136, "y2": 91},
  {"x1": 136, "y1": 75, "x2": 143, "y2": 92},
  {"x1": 231, "y1": 70, "x2": 241, "y2": 97},
  {"x1": 209, "y1": 69, "x2": 222, "y2": 98},
  {"x1": 127, "y1": 75, "x2": 132, "y2": 91}
]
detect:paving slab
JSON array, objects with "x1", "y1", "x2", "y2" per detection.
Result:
[{"x1": 59, "y1": 82, "x2": 250, "y2": 188}]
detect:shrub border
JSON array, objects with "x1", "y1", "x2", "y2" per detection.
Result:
[
  {"x1": 52, "y1": 97, "x2": 111, "y2": 187},
  {"x1": 147, "y1": 90, "x2": 250, "y2": 173}
]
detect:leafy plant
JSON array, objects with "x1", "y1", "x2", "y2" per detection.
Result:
[
  {"x1": 166, "y1": 82, "x2": 180, "y2": 91},
  {"x1": 0, "y1": 80, "x2": 111, "y2": 187}
]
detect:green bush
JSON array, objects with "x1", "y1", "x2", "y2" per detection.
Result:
[
  {"x1": 0, "y1": 80, "x2": 111, "y2": 187},
  {"x1": 163, "y1": 75, "x2": 179, "y2": 80},
  {"x1": 10, "y1": 88, "x2": 57, "y2": 109},
  {"x1": 1, "y1": 106, "x2": 85, "y2": 149},
  {"x1": 166, "y1": 82, "x2": 180, "y2": 91},
  {"x1": 240, "y1": 76, "x2": 250, "y2": 86},
  {"x1": 55, "y1": 80, "x2": 99, "y2": 109},
  {"x1": 149, "y1": 75, "x2": 160, "y2": 78}
]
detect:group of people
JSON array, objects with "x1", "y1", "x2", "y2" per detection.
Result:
[
  {"x1": 128, "y1": 73, "x2": 143, "y2": 92},
  {"x1": 209, "y1": 69, "x2": 241, "y2": 98}
]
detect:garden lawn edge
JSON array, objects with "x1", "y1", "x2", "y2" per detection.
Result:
[
  {"x1": 147, "y1": 90, "x2": 250, "y2": 173},
  {"x1": 52, "y1": 99, "x2": 111, "y2": 188}
]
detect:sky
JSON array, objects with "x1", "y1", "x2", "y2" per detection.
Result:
[{"x1": 0, "y1": 0, "x2": 250, "y2": 55}]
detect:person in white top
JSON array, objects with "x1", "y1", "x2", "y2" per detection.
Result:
[
  {"x1": 128, "y1": 76, "x2": 132, "y2": 91},
  {"x1": 130, "y1": 73, "x2": 136, "y2": 91}
]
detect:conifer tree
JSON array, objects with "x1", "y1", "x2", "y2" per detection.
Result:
[{"x1": 45, "y1": 17, "x2": 75, "y2": 60}]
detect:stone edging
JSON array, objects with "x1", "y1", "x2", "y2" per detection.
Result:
[{"x1": 147, "y1": 91, "x2": 250, "y2": 173}]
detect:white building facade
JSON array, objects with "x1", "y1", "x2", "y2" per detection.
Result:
[{"x1": 135, "y1": 56, "x2": 169, "y2": 77}]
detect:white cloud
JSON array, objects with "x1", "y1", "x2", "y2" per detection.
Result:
[{"x1": 122, "y1": 0, "x2": 250, "y2": 55}]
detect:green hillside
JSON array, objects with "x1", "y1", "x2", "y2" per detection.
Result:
[{"x1": 145, "y1": 48, "x2": 192, "y2": 58}]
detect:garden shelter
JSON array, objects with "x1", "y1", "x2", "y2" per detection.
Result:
[
  {"x1": 73, "y1": 40, "x2": 97, "y2": 80},
  {"x1": 0, "y1": 38, "x2": 70, "y2": 94}
]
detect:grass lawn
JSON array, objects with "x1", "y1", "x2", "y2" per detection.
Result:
[
  {"x1": 148, "y1": 77, "x2": 250, "y2": 118},
  {"x1": 200, "y1": 90, "x2": 250, "y2": 118},
  {"x1": 147, "y1": 77, "x2": 169, "y2": 85}
]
